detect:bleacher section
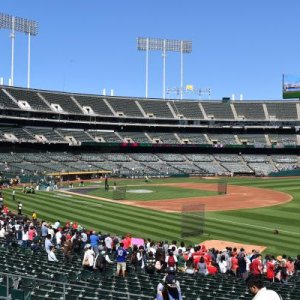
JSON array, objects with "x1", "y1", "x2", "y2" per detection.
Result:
[
  {"x1": 169, "y1": 100, "x2": 204, "y2": 119},
  {"x1": 201, "y1": 102, "x2": 234, "y2": 119},
  {"x1": 234, "y1": 102, "x2": 265, "y2": 120},
  {"x1": 266, "y1": 102, "x2": 298, "y2": 120},
  {"x1": 177, "y1": 133, "x2": 208, "y2": 145},
  {"x1": 118, "y1": 132, "x2": 150, "y2": 143},
  {"x1": 40, "y1": 92, "x2": 82, "y2": 114},
  {"x1": 138, "y1": 100, "x2": 174, "y2": 118},
  {"x1": 75, "y1": 95, "x2": 114, "y2": 116},
  {"x1": 26, "y1": 127, "x2": 67, "y2": 144},
  {"x1": 0, "y1": 89, "x2": 19, "y2": 109},
  {"x1": 107, "y1": 98, "x2": 144, "y2": 117},
  {"x1": 6, "y1": 88, "x2": 50, "y2": 111},
  {"x1": 147, "y1": 132, "x2": 179, "y2": 144}
]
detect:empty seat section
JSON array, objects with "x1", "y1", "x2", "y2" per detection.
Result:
[
  {"x1": 147, "y1": 132, "x2": 179, "y2": 144},
  {"x1": 138, "y1": 100, "x2": 173, "y2": 118},
  {"x1": 40, "y1": 92, "x2": 82, "y2": 114},
  {"x1": 234, "y1": 102, "x2": 265, "y2": 119},
  {"x1": 7, "y1": 88, "x2": 50, "y2": 111},
  {"x1": 208, "y1": 134, "x2": 237, "y2": 145},
  {"x1": 26, "y1": 127, "x2": 66, "y2": 143},
  {"x1": 269, "y1": 134, "x2": 297, "y2": 146},
  {"x1": 88, "y1": 131, "x2": 121, "y2": 142},
  {"x1": 202, "y1": 102, "x2": 234, "y2": 119},
  {"x1": 177, "y1": 133, "x2": 208, "y2": 144},
  {"x1": 118, "y1": 132, "x2": 150, "y2": 143},
  {"x1": 170, "y1": 101, "x2": 204, "y2": 119},
  {"x1": 107, "y1": 98, "x2": 143, "y2": 117},
  {"x1": 75, "y1": 95, "x2": 114, "y2": 116},
  {"x1": 0, "y1": 89, "x2": 19, "y2": 109},
  {"x1": 57, "y1": 129, "x2": 94, "y2": 142},
  {"x1": 266, "y1": 102, "x2": 298, "y2": 119},
  {"x1": 238, "y1": 134, "x2": 267, "y2": 146}
]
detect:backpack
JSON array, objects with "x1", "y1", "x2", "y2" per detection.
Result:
[
  {"x1": 168, "y1": 255, "x2": 176, "y2": 267},
  {"x1": 131, "y1": 252, "x2": 138, "y2": 265}
]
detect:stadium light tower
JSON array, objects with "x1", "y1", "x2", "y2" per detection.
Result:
[
  {"x1": 0, "y1": 13, "x2": 38, "y2": 88},
  {"x1": 137, "y1": 37, "x2": 192, "y2": 99}
]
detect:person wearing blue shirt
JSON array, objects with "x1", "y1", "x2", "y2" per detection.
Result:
[
  {"x1": 89, "y1": 231, "x2": 99, "y2": 254},
  {"x1": 116, "y1": 242, "x2": 128, "y2": 277}
]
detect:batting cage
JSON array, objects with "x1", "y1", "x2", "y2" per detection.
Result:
[
  {"x1": 112, "y1": 186, "x2": 127, "y2": 200},
  {"x1": 218, "y1": 180, "x2": 228, "y2": 195},
  {"x1": 181, "y1": 204, "x2": 205, "y2": 238}
]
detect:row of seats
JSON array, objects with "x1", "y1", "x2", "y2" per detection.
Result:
[
  {"x1": 0, "y1": 152, "x2": 298, "y2": 177},
  {"x1": 1, "y1": 86, "x2": 300, "y2": 120},
  {"x1": 0, "y1": 126, "x2": 298, "y2": 146},
  {"x1": 0, "y1": 242, "x2": 299, "y2": 300}
]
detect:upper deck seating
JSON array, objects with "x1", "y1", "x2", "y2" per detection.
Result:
[
  {"x1": 118, "y1": 132, "x2": 150, "y2": 143},
  {"x1": 26, "y1": 127, "x2": 66, "y2": 143},
  {"x1": 234, "y1": 102, "x2": 265, "y2": 120},
  {"x1": 138, "y1": 99, "x2": 174, "y2": 118},
  {"x1": 169, "y1": 100, "x2": 204, "y2": 119},
  {"x1": 74, "y1": 95, "x2": 114, "y2": 116},
  {"x1": 201, "y1": 102, "x2": 234, "y2": 119},
  {"x1": 268, "y1": 134, "x2": 297, "y2": 146},
  {"x1": 107, "y1": 98, "x2": 143, "y2": 117},
  {"x1": 266, "y1": 102, "x2": 298, "y2": 120},
  {"x1": 147, "y1": 132, "x2": 179, "y2": 144},
  {"x1": 88, "y1": 131, "x2": 121, "y2": 143},
  {"x1": 40, "y1": 92, "x2": 82, "y2": 114},
  {"x1": 0, "y1": 89, "x2": 19, "y2": 109},
  {"x1": 57, "y1": 129, "x2": 94, "y2": 142},
  {"x1": 238, "y1": 134, "x2": 267, "y2": 147},
  {"x1": 6, "y1": 88, "x2": 50, "y2": 111},
  {"x1": 208, "y1": 134, "x2": 238, "y2": 145}
]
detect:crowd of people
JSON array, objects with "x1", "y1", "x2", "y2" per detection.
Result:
[{"x1": 0, "y1": 205, "x2": 300, "y2": 299}]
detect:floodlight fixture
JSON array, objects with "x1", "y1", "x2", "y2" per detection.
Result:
[
  {"x1": 137, "y1": 37, "x2": 192, "y2": 99},
  {"x1": 0, "y1": 12, "x2": 39, "y2": 87}
]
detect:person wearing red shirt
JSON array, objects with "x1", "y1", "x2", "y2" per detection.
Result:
[
  {"x1": 207, "y1": 261, "x2": 218, "y2": 275},
  {"x1": 265, "y1": 256, "x2": 276, "y2": 281},
  {"x1": 251, "y1": 254, "x2": 263, "y2": 276},
  {"x1": 231, "y1": 253, "x2": 239, "y2": 276}
]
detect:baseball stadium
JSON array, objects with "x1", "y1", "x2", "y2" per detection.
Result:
[{"x1": 1, "y1": 4, "x2": 300, "y2": 300}]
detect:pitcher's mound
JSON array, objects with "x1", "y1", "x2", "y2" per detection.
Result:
[{"x1": 201, "y1": 240, "x2": 266, "y2": 254}]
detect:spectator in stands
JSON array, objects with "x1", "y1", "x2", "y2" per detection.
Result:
[
  {"x1": 237, "y1": 249, "x2": 248, "y2": 279},
  {"x1": 45, "y1": 234, "x2": 53, "y2": 254},
  {"x1": 63, "y1": 237, "x2": 73, "y2": 263},
  {"x1": 136, "y1": 245, "x2": 147, "y2": 272},
  {"x1": 166, "y1": 250, "x2": 177, "y2": 270},
  {"x1": 251, "y1": 254, "x2": 263, "y2": 276},
  {"x1": 156, "y1": 270, "x2": 183, "y2": 300},
  {"x1": 265, "y1": 255, "x2": 276, "y2": 282},
  {"x1": 90, "y1": 231, "x2": 99, "y2": 254},
  {"x1": 145, "y1": 251, "x2": 156, "y2": 274},
  {"x1": 82, "y1": 244, "x2": 95, "y2": 271},
  {"x1": 295, "y1": 255, "x2": 300, "y2": 274},
  {"x1": 230, "y1": 252, "x2": 239, "y2": 276},
  {"x1": 286, "y1": 257, "x2": 295, "y2": 276},
  {"x1": 185, "y1": 257, "x2": 195, "y2": 274},
  {"x1": 48, "y1": 245, "x2": 58, "y2": 262},
  {"x1": 104, "y1": 233, "x2": 113, "y2": 253},
  {"x1": 94, "y1": 250, "x2": 113, "y2": 273},
  {"x1": 198, "y1": 256, "x2": 208, "y2": 275},
  {"x1": 116, "y1": 242, "x2": 128, "y2": 277},
  {"x1": 176, "y1": 249, "x2": 186, "y2": 273},
  {"x1": 218, "y1": 254, "x2": 228, "y2": 274},
  {"x1": 246, "y1": 275, "x2": 281, "y2": 300}
]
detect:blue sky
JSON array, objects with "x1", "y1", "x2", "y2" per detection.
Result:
[{"x1": 0, "y1": 0, "x2": 300, "y2": 100}]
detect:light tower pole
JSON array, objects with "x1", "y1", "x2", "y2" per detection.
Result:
[
  {"x1": 0, "y1": 13, "x2": 39, "y2": 87},
  {"x1": 137, "y1": 37, "x2": 192, "y2": 99}
]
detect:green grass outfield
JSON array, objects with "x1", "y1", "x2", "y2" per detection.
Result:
[
  {"x1": 86, "y1": 184, "x2": 217, "y2": 201},
  {"x1": 3, "y1": 177, "x2": 300, "y2": 256}
]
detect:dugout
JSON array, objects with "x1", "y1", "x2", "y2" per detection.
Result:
[{"x1": 46, "y1": 170, "x2": 111, "y2": 181}]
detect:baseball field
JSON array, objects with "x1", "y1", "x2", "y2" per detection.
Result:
[{"x1": 3, "y1": 176, "x2": 300, "y2": 256}]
